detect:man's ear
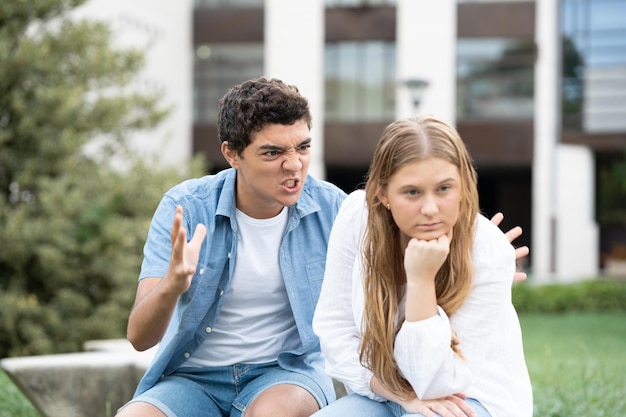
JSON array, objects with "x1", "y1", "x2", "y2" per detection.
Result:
[{"x1": 221, "y1": 142, "x2": 239, "y2": 169}]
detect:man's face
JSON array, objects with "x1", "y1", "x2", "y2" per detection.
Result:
[{"x1": 222, "y1": 119, "x2": 312, "y2": 219}]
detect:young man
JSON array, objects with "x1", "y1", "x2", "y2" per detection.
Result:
[{"x1": 116, "y1": 77, "x2": 347, "y2": 417}]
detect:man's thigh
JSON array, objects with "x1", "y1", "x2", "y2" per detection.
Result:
[
  {"x1": 232, "y1": 366, "x2": 328, "y2": 417},
  {"x1": 115, "y1": 400, "x2": 170, "y2": 417},
  {"x1": 116, "y1": 367, "x2": 233, "y2": 417},
  {"x1": 311, "y1": 394, "x2": 396, "y2": 417}
]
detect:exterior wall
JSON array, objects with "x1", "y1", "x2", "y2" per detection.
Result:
[
  {"x1": 396, "y1": 0, "x2": 456, "y2": 123},
  {"x1": 555, "y1": 145, "x2": 599, "y2": 280},
  {"x1": 265, "y1": 0, "x2": 326, "y2": 179},
  {"x1": 73, "y1": 0, "x2": 193, "y2": 166}
]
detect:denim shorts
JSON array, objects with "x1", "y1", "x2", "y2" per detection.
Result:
[
  {"x1": 311, "y1": 393, "x2": 492, "y2": 417},
  {"x1": 122, "y1": 362, "x2": 327, "y2": 417}
]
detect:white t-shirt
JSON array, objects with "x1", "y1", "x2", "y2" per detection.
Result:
[{"x1": 184, "y1": 206, "x2": 298, "y2": 367}]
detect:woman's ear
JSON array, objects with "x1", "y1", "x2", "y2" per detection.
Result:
[
  {"x1": 221, "y1": 142, "x2": 239, "y2": 169},
  {"x1": 376, "y1": 187, "x2": 388, "y2": 209}
]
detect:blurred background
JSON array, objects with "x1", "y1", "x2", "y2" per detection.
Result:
[
  {"x1": 1, "y1": 2, "x2": 625, "y2": 416},
  {"x1": 78, "y1": 0, "x2": 626, "y2": 282}
]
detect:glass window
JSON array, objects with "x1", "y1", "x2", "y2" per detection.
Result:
[
  {"x1": 325, "y1": 41, "x2": 396, "y2": 122},
  {"x1": 562, "y1": 0, "x2": 626, "y2": 132},
  {"x1": 457, "y1": 38, "x2": 535, "y2": 120},
  {"x1": 194, "y1": 43, "x2": 263, "y2": 124}
]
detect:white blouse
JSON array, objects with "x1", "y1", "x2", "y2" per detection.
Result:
[{"x1": 313, "y1": 190, "x2": 533, "y2": 417}]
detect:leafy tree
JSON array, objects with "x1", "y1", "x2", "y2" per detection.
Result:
[
  {"x1": 599, "y1": 152, "x2": 626, "y2": 229},
  {"x1": 562, "y1": 36, "x2": 585, "y2": 130},
  {"x1": 0, "y1": 1, "x2": 204, "y2": 356}
]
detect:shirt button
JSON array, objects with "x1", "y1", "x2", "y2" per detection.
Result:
[
  {"x1": 199, "y1": 268, "x2": 204, "y2": 274},
  {"x1": 206, "y1": 327, "x2": 212, "y2": 333},
  {"x1": 184, "y1": 352, "x2": 190, "y2": 359},
  {"x1": 219, "y1": 290, "x2": 224, "y2": 296},
  {"x1": 228, "y1": 252, "x2": 231, "y2": 258}
]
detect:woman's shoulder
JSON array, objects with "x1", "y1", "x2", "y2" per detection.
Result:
[
  {"x1": 474, "y1": 213, "x2": 509, "y2": 244},
  {"x1": 346, "y1": 188, "x2": 366, "y2": 202},
  {"x1": 339, "y1": 189, "x2": 367, "y2": 214},
  {"x1": 333, "y1": 189, "x2": 368, "y2": 235},
  {"x1": 472, "y1": 214, "x2": 515, "y2": 274}
]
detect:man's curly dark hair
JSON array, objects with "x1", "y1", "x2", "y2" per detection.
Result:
[{"x1": 217, "y1": 77, "x2": 312, "y2": 156}]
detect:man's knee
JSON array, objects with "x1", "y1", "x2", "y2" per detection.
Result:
[
  {"x1": 115, "y1": 401, "x2": 167, "y2": 417},
  {"x1": 245, "y1": 384, "x2": 320, "y2": 417}
]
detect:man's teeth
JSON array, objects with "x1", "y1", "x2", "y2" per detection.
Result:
[{"x1": 285, "y1": 180, "x2": 296, "y2": 187}]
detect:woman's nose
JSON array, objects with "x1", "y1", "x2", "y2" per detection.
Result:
[{"x1": 420, "y1": 196, "x2": 438, "y2": 216}]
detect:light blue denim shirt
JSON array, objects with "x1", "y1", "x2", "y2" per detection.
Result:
[{"x1": 133, "y1": 168, "x2": 346, "y2": 402}]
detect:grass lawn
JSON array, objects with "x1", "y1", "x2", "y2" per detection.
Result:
[
  {"x1": 521, "y1": 311, "x2": 626, "y2": 416},
  {"x1": 1, "y1": 312, "x2": 625, "y2": 416},
  {"x1": 0, "y1": 368, "x2": 40, "y2": 417}
]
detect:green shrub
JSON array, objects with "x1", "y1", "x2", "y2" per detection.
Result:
[
  {"x1": 512, "y1": 279, "x2": 626, "y2": 313},
  {"x1": 0, "y1": 1, "x2": 207, "y2": 357},
  {"x1": 0, "y1": 157, "x2": 206, "y2": 357}
]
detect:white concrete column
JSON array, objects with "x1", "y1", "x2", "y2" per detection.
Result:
[
  {"x1": 265, "y1": 0, "x2": 326, "y2": 179},
  {"x1": 73, "y1": 0, "x2": 194, "y2": 166},
  {"x1": 396, "y1": 0, "x2": 456, "y2": 125},
  {"x1": 555, "y1": 145, "x2": 599, "y2": 280},
  {"x1": 532, "y1": 0, "x2": 560, "y2": 281}
]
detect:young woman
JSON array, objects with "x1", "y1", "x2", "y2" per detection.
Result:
[{"x1": 313, "y1": 115, "x2": 533, "y2": 417}]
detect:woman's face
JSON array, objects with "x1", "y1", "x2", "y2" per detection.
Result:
[{"x1": 379, "y1": 157, "x2": 462, "y2": 244}]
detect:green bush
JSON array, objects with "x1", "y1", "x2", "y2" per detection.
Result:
[
  {"x1": 0, "y1": 157, "x2": 206, "y2": 357},
  {"x1": 512, "y1": 279, "x2": 626, "y2": 313},
  {"x1": 0, "y1": 0, "x2": 206, "y2": 357}
]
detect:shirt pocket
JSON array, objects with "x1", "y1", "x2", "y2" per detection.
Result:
[
  {"x1": 180, "y1": 262, "x2": 221, "y2": 323},
  {"x1": 306, "y1": 260, "x2": 326, "y2": 302}
]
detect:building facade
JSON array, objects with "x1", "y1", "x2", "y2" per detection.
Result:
[{"x1": 84, "y1": 0, "x2": 626, "y2": 281}]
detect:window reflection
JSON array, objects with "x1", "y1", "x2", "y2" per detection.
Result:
[
  {"x1": 325, "y1": 41, "x2": 396, "y2": 122},
  {"x1": 562, "y1": 0, "x2": 626, "y2": 132},
  {"x1": 193, "y1": 43, "x2": 263, "y2": 123},
  {"x1": 457, "y1": 38, "x2": 535, "y2": 120}
]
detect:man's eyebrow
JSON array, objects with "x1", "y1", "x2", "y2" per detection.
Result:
[
  {"x1": 258, "y1": 144, "x2": 285, "y2": 152},
  {"x1": 257, "y1": 138, "x2": 312, "y2": 152}
]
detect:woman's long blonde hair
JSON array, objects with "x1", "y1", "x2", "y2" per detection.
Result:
[{"x1": 359, "y1": 115, "x2": 479, "y2": 398}]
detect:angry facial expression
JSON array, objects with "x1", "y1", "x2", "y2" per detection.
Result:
[{"x1": 222, "y1": 119, "x2": 312, "y2": 219}]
